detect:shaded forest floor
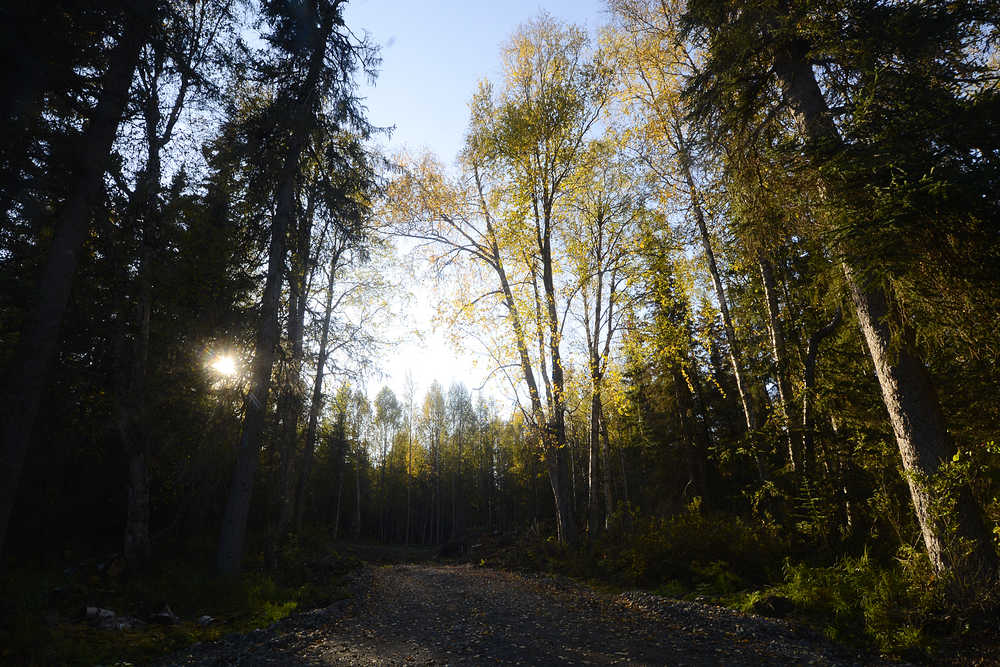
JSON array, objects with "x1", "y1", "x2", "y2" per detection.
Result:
[{"x1": 2, "y1": 535, "x2": 997, "y2": 665}]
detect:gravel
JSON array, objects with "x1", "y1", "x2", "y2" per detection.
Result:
[{"x1": 157, "y1": 564, "x2": 896, "y2": 666}]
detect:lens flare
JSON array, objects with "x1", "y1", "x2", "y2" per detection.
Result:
[{"x1": 210, "y1": 355, "x2": 238, "y2": 377}]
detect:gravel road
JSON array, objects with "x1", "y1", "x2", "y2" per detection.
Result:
[{"x1": 161, "y1": 563, "x2": 886, "y2": 665}]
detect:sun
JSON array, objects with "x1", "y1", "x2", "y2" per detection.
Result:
[{"x1": 210, "y1": 354, "x2": 238, "y2": 377}]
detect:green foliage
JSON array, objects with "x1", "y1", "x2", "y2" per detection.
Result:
[
  {"x1": 742, "y1": 550, "x2": 944, "y2": 659},
  {"x1": 490, "y1": 502, "x2": 789, "y2": 594},
  {"x1": 598, "y1": 501, "x2": 788, "y2": 590}
]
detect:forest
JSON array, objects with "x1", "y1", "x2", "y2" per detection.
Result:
[{"x1": 1, "y1": 0, "x2": 999, "y2": 663}]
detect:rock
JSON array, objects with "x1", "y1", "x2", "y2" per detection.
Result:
[
  {"x1": 84, "y1": 606, "x2": 145, "y2": 630},
  {"x1": 197, "y1": 615, "x2": 215, "y2": 626},
  {"x1": 85, "y1": 606, "x2": 117, "y2": 621},
  {"x1": 151, "y1": 603, "x2": 180, "y2": 625},
  {"x1": 105, "y1": 615, "x2": 143, "y2": 631}
]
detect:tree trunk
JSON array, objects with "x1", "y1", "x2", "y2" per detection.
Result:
[
  {"x1": 585, "y1": 272, "x2": 607, "y2": 536},
  {"x1": 275, "y1": 225, "x2": 307, "y2": 536},
  {"x1": 546, "y1": 437, "x2": 576, "y2": 544},
  {"x1": 773, "y1": 39, "x2": 996, "y2": 579},
  {"x1": 674, "y1": 366, "x2": 708, "y2": 501},
  {"x1": 802, "y1": 310, "x2": 841, "y2": 478},
  {"x1": 433, "y1": 432, "x2": 440, "y2": 542},
  {"x1": 846, "y1": 269, "x2": 994, "y2": 575},
  {"x1": 0, "y1": 0, "x2": 154, "y2": 558},
  {"x1": 352, "y1": 445, "x2": 362, "y2": 539},
  {"x1": 599, "y1": 409, "x2": 614, "y2": 525},
  {"x1": 405, "y1": 412, "x2": 412, "y2": 544},
  {"x1": 478, "y1": 165, "x2": 576, "y2": 545},
  {"x1": 672, "y1": 116, "x2": 755, "y2": 435},
  {"x1": 828, "y1": 415, "x2": 854, "y2": 532},
  {"x1": 121, "y1": 182, "x2": 156, "y2": 570},
  {"x1": 588, "y1": 389, "x2": 602, "y2": 534},
  {"x1": 759, "y1": 256, "x2": 796, "y2": 469},
  {"x1": 332, "y1": 458, "x2": 344, "y2": 539},
  {"x1": 216, "y1": 7, "x2": 334, "y2": 574},
  {"x1": 454, "y1": 431, "x2": 464, "y2": 538},
  {"x1": 542, "y1": 220, "x2": 577, "y2": 545},
  {"x1": 379, "y1": 448, "x2": 387, "y2": 542},
  {"x1": 293, "y1": 247, "x2": 342, "y2": 532},
  {"x1": 121, "y1": 52, "x2": 174, "y2": 569},
  {"x1": 215, "y1": 156, "x2": 293, "y2": 575}
]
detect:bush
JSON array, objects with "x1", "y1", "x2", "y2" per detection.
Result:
[
  {"x1": 597, "y1": 499, "x2": 789, "y2": 591},
  {"x1": 747, "y1": 548, "x2": 945, "y2": 659}
]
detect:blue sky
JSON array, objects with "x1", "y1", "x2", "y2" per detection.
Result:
[
  {"x1": 344, "y1": 0, "x2": 607, "y2": 164},
  {"x1": 340, "y1": 0, "x2": 609, "y2": 403}
]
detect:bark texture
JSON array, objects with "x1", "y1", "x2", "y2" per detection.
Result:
[
  {"x1": 759, "y1": 256, "x2": 796, "y2": 469},
  {"x1": 772, "y1": 37, "x2": 996, "y2": 579}
]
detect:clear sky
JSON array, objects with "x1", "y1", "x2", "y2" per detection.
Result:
[
  {"x1": 341, "y1": 0, "x2": 608, "y2": 404},
  {"x1": 344, "y1": 0, "x2": 607, "y2": 165}
]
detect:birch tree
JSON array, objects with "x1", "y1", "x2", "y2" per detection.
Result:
[
  {"x1": 562, "y1": 138, "x2": 645, "y2": 532},
  {"x1": 388, "y1": 14, "x2": 610, "y2": 544}
]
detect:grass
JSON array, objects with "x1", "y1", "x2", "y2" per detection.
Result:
[{"x1": 0, "y1": 532, "x2": 361, "y2": 666}]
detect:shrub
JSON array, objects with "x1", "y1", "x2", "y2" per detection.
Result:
[
  {"x1": 598, "y1": 499, "x2": 789, "y2": 590},
  {"x1": 753, "y1": 548, "x2": 944, "y2": 659}
]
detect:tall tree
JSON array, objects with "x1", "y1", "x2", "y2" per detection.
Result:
[
  {"x1": 115, "y1": 0, "x2": 236, "y2": 569},
  {"x1": 563, "y1": 138, "x2": 644, "y2": 532},
  {"x1": 390, "y1": 14, "x2": 611, "y2": 544},
  {"x1": 0, "y1": 0, "x2": 157, "y2": 558},
  {"x1": 373, "y1": 386, "x2": 401, "y2": 541},
  {"x1": 683, "y1": 0, "x2": 998, "y2": 580},
  {"x1": 422, "y1": 381, "x2": 447, "y2": 542},
  {"x1": 446, "y1": 383, "x2": 475, "y2": 538},
  {"x1": 216, "y1": 0, "x2": 377, "y2": 575},
  {"x1": 292, "y1": 219, "x2": 364, "y2": 531},
  {"x1": 606, "y1": 1, "x2": 759, "y2": 441}
]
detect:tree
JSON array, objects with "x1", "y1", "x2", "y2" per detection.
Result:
[
  {"x1": 403, "y1": 372, "x2": 416, "y2": 544},
  {"x1": 606, "y1": 0, "x2": 760, "y2": 446},
  {"x1": 446, "y1": 382, "x2": 475, "y2": 537},
  {"x1": 388, "y1": 14, "x2": 611, "y2": 544},
  {"x1": 275, "y1": 128, "x2": 379, "y2": 537},
  {"x1": 113, "y1": 0, "x2": 237, "y2": 570},
  {"x1": 373, "y1": 386, "x2": 401, "y2": 540},
  {"x1": 683, "y1": 0, "x2": 998, "y2": 581},
  {"x1": 562, "y1": 138, "x2": 645, "y2": 532},
  {"x1": 216, "y1": 0, "x2": 378, "y2": 575},
  {"x1": 0, "y1": 0, "x2": 157, "y2": 558},
  {"x1": 422, "y1": 381, "x2": 447, "y2": 542}
]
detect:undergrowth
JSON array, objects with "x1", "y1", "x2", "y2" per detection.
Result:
[
  {"x1": 733, "y1": 548, "x2": 943, "y2": 660},
  {"x1": 474, "y1": 501, "x2": 998, "y2": 663},
  {"x1": 0, "y1": 530, "x2": 360, "y2": 665}
]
